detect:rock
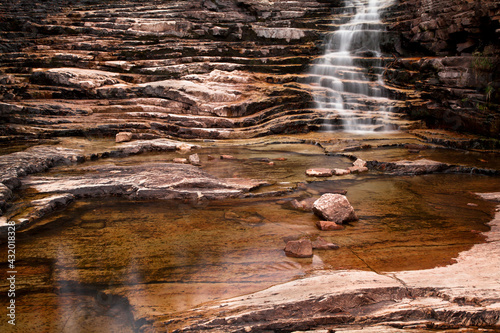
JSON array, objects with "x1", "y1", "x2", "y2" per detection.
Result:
[
  {"x1": 369, "y1": 159, "x2": 448, "y2": 175},
  {"x1": 298, "y1": 197, "x2": 317, "y2": 212},
  {"x1": 188, "y1": 153, "x2": 201, "y2": 166},
  {"x1": 348, "y1": 166, "x2": 369, "y2": 174},
  {"x1": 353, "y1": 158, "x2": 367, "y2": 168},
  {"x1": 115, "y1": 132, "x2": 133, "y2": 143},
  {"x1": 23, "y1": 163, "x2": 265, "y2": 204},
  {"x1": 220, "y1": 155, "x2": 235, "y2": 160},
  {"x1": 305, "y1": 168, "x2": 333, "y2": 177},
  {"x1": 313, "y1": 194, "x2": 358, "y2": 224},
  {"x1": 333, "y1": 168, "x2": 351, "y2": 176},
  {"x1": 311, "y1": 236, "x2": 340, "y2": 250},
  {"x1": 284, "y1": 239, "x2": 313, "y2": 258},
  {"x1": 173, "y1": 158, "x2": 189, "y2": 164},
  {"x1": 315, "y1": 220, "x2": 345, "y2": 231}
]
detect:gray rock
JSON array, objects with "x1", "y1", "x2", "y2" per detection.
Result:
[{"x1": 313, "y1": 193, "x2": 358, "y2": 224}]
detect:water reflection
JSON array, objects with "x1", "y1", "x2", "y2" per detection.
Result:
[{"x1": 0, "y1": 172, "x2": 498, "y2": 331}]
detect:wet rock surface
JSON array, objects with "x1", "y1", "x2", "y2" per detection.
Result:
[{"x1": 164, "y1": 193, "x2": 500, "y2": 332}]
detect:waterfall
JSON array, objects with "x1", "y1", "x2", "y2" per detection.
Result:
[{"x1": 308, "y1": 0, "x2": 394, "y2": 133}]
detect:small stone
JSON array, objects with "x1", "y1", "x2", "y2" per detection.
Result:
[
  {"x1": 268, "y1": 161, "x2": 275, "y2": 166},
  {"x1": 173, "y1": 158, "x2": 188, "y2": 164},
  {"x1": 220, "y1": 155, "x2": 235, "y2": 159},
  {"x1": 315, "y1": 220, "x2": 345, "y2": 231},
  {"x1": 353, "y1": 158, "x2": 367, "y2": 168},
  {"x1": 188, "y1": 153, "x2": 201, "y2": 166},
  {"x1": 115, "y1": 132, "x2": 133, "y2": 143},
  {"x1": 284, "y1": 239, "x2": 313, "y2": 258},
  {"x1": 333, "y1": 168, "x2": 350, "y2": 176},
  {"x1": 313, "y1": 193, "x2": 358, "y2": 224},
  {"x1": 306, "y1": 168, "x2": 333, "y2": 177},
  {"x1": 274, "y1": 157, "x2": 287, "y2": 161},
  {"x1": 312, "y1": 236, "x2": 340, "y2": 249},
  {"x1": 177, "y1": 143, "x2": 192, "y2": 151},
  {"x1": 207, "y1": 155, "x2": 215, "y2": 160},
  {"x1": 348, "y1": 166, "x2": 368, "y2": 174},
  {"x1": 467, "y1": 203, "x2": 478, "y2": 207}
]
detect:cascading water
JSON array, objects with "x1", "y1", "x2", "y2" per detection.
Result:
[{"x1": 308, "y1": 0, "x2": 394, "y2": 133}]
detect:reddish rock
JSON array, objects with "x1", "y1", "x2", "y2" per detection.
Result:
[
  {"x1": 313, "y1": 193, "x2": 358, "y2": 224},
  {"x1": 173, "y1": 158, "x2": 188, "y2": 164},
  {"x1": 305, "y1": 168, "x2": 333, "y2": 177},
  {"x1": 312, "y1": 236, "x2": 340, "y2": 250},
  {"x1": 220, "y1": 155, "x2": 235, "y2": 160},
  {"x1": 348, "y1": 166, "x2": 368, "y2": 174},
  {"x1": 284, "y1": 239, "x2": 313, "y2": 258},
  {"x1": 274, "y1": 157, "x2": 287, "y2": 161},
  {"x1": 115, "y1": 132, "x2": 133, "y2": 143},
  {"x1": 333, "y1": 168, "x2": 350, "y2": 176},
  {"x1": 315, "y1": 220, "x2": 345, "y2": 231}
]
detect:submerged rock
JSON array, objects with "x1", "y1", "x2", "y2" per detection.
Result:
[
  {"x1": 284, "y1": 239, "x2": 313, "y2": 258},
  {"x1": 311, "y1": 236, "x2": 340, "y2": 250},
  {"x1": 313, "y1": 193, "x2": 358, "y2": 224},
  {"x1": 315, "y1": 220, "x2": 345, "y2": 231}
]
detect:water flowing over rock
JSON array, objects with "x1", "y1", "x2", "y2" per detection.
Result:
[
  {"x1": 313, "y1": 193, "x2": 358, "y2": 224},
  {"x1": 306, "y1": 0, "x2": 401, "y2": 132}
]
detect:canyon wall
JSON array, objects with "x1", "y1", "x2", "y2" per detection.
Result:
[
  {"x1": 384, "y1": 0, "x2": 500, "y2": 137},
  {"x1": 0, "y1": 0, "x2": 498, "y2": 140}
]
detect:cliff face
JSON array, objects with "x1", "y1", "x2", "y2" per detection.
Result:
[
  {"x1": 384, "y1": 0, "x2": 500, "y2": 137},
  {"x1": 0, "y1": 0, "x2": 498, "y2": 140}
]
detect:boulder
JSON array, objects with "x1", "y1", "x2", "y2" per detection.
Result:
[
  {"x1": 305, "y1": 168, "x2": 333, "y2": 177},
  {"x1": 313, "y1": 193, "x2": 358, "y2": 224},
  {"x1": 315, "y1": 220, "x2": 345, "y2": 231},
  {"x1": 115, "y1": 132, "x2": 133, "y2": 143},
  {"x1": 188, "y1": 153, "x2": 201, "y2": 166},
  {"x1": 284, "y1": 239, "x2": 313, "y2": 258},
  {"x1": 312, "y1": 236, "x2": 340, "y2": 250}
]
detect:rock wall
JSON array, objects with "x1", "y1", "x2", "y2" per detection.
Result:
[
  {"x1": 0, "y1": 0, "x2": 498, "y2": 140},
  {"x1": 383, "y1": 0, "x2": 500, "y2": 138}
]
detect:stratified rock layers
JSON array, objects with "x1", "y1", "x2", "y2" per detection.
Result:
[{"x1": 2, "y1": 0, "x2": 497, "y2": 140}]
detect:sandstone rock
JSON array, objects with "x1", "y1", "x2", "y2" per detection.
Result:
[
  {"x1": 348, "y1": 166, "x2": 369, "y2": 174},
  {"x1": 353, "y1": 158, "x2": 367, "y2": 168},
  {"x1": 188, "y1": 153, "x2": 201, "y2": 166},
  {"x1": 333, "y1": 168, "x2": 351, "y2": 176},
  {"x1": 315, "y1": 220, "x2": 345, "y2": 231},
  {"x1": 284, "y1": 239, "x2": 313, "y2": 258},
  {"x1": 115, "y1": 132, "x2": 133, "y2": 143},
  {"x1": 311, "y1": 236, "x2": 340, "y2": 250},
  {"x1": 23, "y1": 163, "x2": 265, "y2": 204},
  {"x1": 220, "y1": 155, "x2": 235, "y2": 160},
  {"x1": 369, "y1": 159, "x2": 449, "y2": 175},
  {"x1": 313, "y1": 194, "x2": 358, "y2": 224},
  {"x1": 305, "y1": 168, "x2": 333, "y2": 177}
]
